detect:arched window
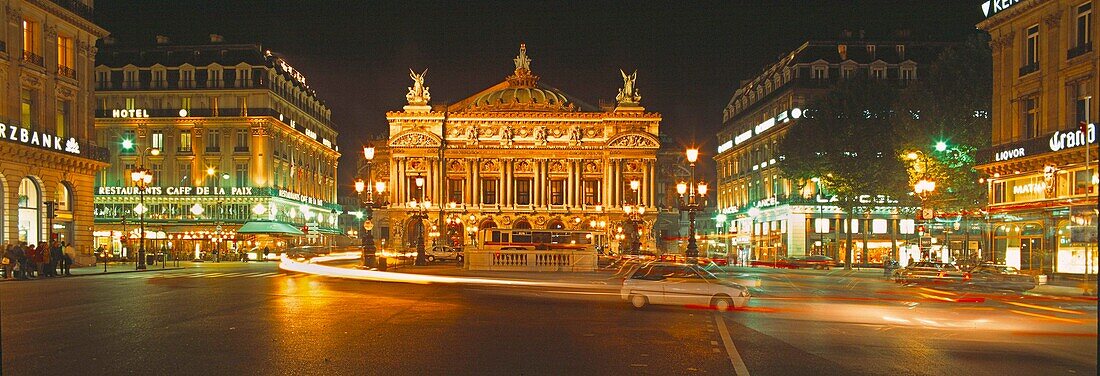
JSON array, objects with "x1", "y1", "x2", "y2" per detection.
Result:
[
  {"x1": 513, "y1": 220, "x2": 532, "y2": 230},
  {"x1": 57, "y1": 182, "x2": 73, "y2": 211},
  {"x1": 546, "y1": 219, "x2": 565, "y2": 230},
  {"x1": 479, "y1": 220, "x2": 497, "y2": 230},
  {"x1": 18, "y1": 178, "x2": 41, "y2": 245}
]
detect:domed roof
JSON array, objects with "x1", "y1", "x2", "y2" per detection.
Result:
[
  {"x1": 467, "y1": 86, "x2": 574, "y2": 112},
  {"x1": 463, "y1": 44, "x2": 577, "y2": 112}
]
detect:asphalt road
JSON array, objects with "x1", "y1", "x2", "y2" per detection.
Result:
[{"x1": 0, "y1": 262, "x2": 1095, "y2": 375}]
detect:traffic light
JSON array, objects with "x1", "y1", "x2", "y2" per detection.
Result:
[
  {"x1": 917, "y1": 225, "x2": 926, "y2": 235},
  {"x1": 45, "y1": 201, "x2": 57, "y2": 219}
]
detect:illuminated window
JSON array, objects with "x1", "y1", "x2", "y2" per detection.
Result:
[
  {"x1": 179, "y1": 132, "x2": 192, "y2": 152},
  {"x1": 482, "y1": 179, "x2": 498, "y2": 205},
  {"x1": 515, "y1": 179, "x2": 532, "y2": 205},
  {"x1": 549, "y1": 180, "x2": 564, "y2": 205},
  {"x1": 814, "y1": 218, "x2": 830, "y2": 234},
  {"x1": 57, "y1": 35, "x2": 74, "y2": 70},
  {"x1": 1022, "y1": 97, "x2": 1040, "y2": 139},
  {"x1": 448, "y1": 179, "x2": 463, "y2": 203},
  {"x1": 899, "y1": 219, "x2": 915, "y2": 235},
  {"x1": 178, "y1": 162, "x2": 191, "y2": 185},
  {"x1": 1077, "y1": 3, "x2": 1092, "y2": 48},
  {"x1": 1025, "y1": 24, "x2": 1039, "y2": 67},
  {"x1": 151, "y1": 131, "x2": 164, "y2": 149},
  {"x1": 872, "y1": 219, "x2": 888, "y2": 234},
  {"x1": 21, "y1": 88, "x2": 36, "y2": 129},
  {"x1": 22, "y1": 19, "x2": 39, "y2": 56},
  {"x1": 583, "y1": 180, "x2": 600, "y2": 205},
  {"x1": 57, "y1": 183, "x2": 72, "y2": 211}
]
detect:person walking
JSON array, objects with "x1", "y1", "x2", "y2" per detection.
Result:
[
  {"x1": 13, "y1": 244, "x2": 28, "y2": 279},
  {"x1": 60, "y1": 241, "x2": 74, "y2": 276},
  {"x1": 263, "y1": 246, "x2": 271, "y2": 262},
  {"x1": 28, "y1": 243, "x2": 42, "y2": 278},
  {"x1": 2, "y1": 244, "x2": 14, "y2": 279},
  {"x1": 50, "y1": 241, "x2": 64, "y2": 277}
]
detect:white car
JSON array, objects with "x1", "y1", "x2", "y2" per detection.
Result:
[
  {"x1": 426, "y1": 245, "x2": 464, "y2": 263},
  {"x1": 621, "y1": 262, "x2": 750, "y2": 311}
]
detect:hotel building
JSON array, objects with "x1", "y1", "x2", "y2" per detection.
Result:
[
  {"x1": 92, "y1": 37, "x2": 341, "y2": 260},
  {"x1": 977, "y1": 0, "x2": 1098, "y2": 275},
  {"x1": 1, "y1": 0, "x2": 107, "y2": 264},
  {"x1": 385, "y1": 45, "x2": 660, "y2": 255},
  {"x1": 714, "y1": 38, "x2": 944, "y2": 265}
]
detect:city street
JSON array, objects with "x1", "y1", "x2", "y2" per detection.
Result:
[{"x1": 1, "y1": 262, "x2": 1095, "y2": 375}]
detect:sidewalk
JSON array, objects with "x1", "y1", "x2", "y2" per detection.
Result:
[{"x1": 1, "y1": 261, "x2": 195, "y2": 282}]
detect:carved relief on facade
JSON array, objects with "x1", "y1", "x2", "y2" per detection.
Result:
[
  {"x1": 21, "y1": 75, "x2": 43, "y2": 89},
  {"x1": 390, "y1": 131, "x2": 440, "y2": 147},
  {"x1": 250, "y1": 125, "x2": 269, "y2": 136},
  {"x1": 568, "y1": 125, "x2": 584, "y2": 145},
  {"x1": 608, "y1": 133, "x2": 659, "y2": 148},
  {"x1": 500, "y1": 125, "x2": 514, "y2": 146},
  {"x1": 534, "y1": 215, "x2": 548, "y2": 226},
  {"x1": 548, "y1": 160, "x2": 567, "y2": 173},
  {"x1": 514, "y1": 159, "x2": 534, "y2": 173},
  {"x1": 625, "y1": 160, "x2": 644, "y2": 173},
  {"x1": 465, "y1": 125, "x2": 481, "y2": 145},
  {"x1": 447, "y1": 159, "x2": 465, "y2": 172},
  {"x1": 55, "y1": 85, "x2": 77, "y2": 100},
  {"x1": 480, "y1": 159, "x2": 500, "y2": 172},
  {"x1": 6, "y1": 6, "x2": 21, "y2": 24},
  {"x1": 407, "y1": 157, "x2": 427, "y2": 172},
  {"x1": 500, "y1": 215, "x2": 513, "y2": 226},
  {"x1": 533, "y1": 126, "x2": 548, "y2": 145},
  {"x1": 583, "y1": 160, "x2": 601, "y2": 174}
]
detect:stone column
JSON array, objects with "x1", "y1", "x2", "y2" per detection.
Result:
[{"x1": 472, "y1": 159, "x2": 480, "y2": 206}]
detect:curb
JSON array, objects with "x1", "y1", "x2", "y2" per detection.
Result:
[{"x1": 0, "y1": 266, "x2": 185, "y2": 282}]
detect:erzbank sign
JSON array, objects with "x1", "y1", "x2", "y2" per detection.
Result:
[
  {"x1": 0, "y1": 122, "x2": 82, "y2": 155},
  {"x1": 981, "y1": 0, "x2": 1023, "y2": 18}
]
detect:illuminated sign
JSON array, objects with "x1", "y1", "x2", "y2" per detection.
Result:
[
  {"x1": 717, "y1": 140, "x2": 733, "y2": 153},
  {"x1": 112, "y1": 109, "x2": 150, "y2": 118},
  {"x1": 755, "y1": 197, "x2": 780, "y2": 208},
  {"x1": 276, "y1": 58, "x2": 308, "y2": 86},
  {"x1": 278, "y1": 189, "x2": 325, "y2": 206},
  {"x1": 734, "y1": 130, "x2": 752, "y2": 145},
  {"x1": 1012, "y1": 182, "x2": 1046, "y2": 195},
  {"x1": 304, "y1": 128, "x2": 318, "y2": 140},
  {"x1": 754, "y1": 117, "x2": 776, "y2": 134},
  {"x1": 0, "y1": 122, "x2": 81, "y2": 155},
  {"x1": 994, "y1": 147, "x2": 1026, "y2": 162},
  {"x1": 322, "y1": 138, "x2": 333, "y2": 148},
  {"x1": 1049, "y1": 123, "x2": 1095, "y2": 152},
  {"x1": 981, "y1": 0, "x2": 1024, "y2": 18},
  {"x1": 97, "y1": 186, "x2": 256, "y2": 196}
]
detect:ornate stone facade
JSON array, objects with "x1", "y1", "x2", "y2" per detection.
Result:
[{"x1": 384, "y1": 45, "x2": 661, "y2": 253}]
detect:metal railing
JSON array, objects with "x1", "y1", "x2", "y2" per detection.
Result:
[
  {"x1": 23, "y1": 51, "x2": 43, "y2": 66},
  {"x1": 58, "y1": 66, "x2": 76, "y2": 79},
  {"x1": 1018, "y1": 62, "x2": 1039, "y2": 77},
  {"x1": 1068, "y1": 43, "x2": 1092, "y2": 59},
  {"x1": 49, "y1": 0, "x2": 94, "y2": 20}
]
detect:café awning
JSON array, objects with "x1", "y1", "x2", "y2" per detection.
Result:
[{"x1": 236, "y1": 221, "x2": 304, "y2": 236}]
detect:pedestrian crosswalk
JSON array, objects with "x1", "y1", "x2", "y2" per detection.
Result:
[{"x1": 121, "y1": 271, "x2": 284, "y2": 279}]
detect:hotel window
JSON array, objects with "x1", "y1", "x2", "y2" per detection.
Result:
[
  {"x1": 125, "y1": 98, "x2": 136, "y2": 110},
  {"x1": 209, "y1": 69, "x2": 222, "y2": 88},
  {"x1": 812, "y1": 66, "x2": 826, "y2": 79},
  {"x1": 151, "y1": 164, "x2": 162, "y2": 186},
  {"x1": 1077, "y1": 3, "x2": 1093, "y2": 49},
  {"x1": 448, "y1": 179, "x2": 464, "y2": 203},
  {"x1": 1025, "y1": 24, "x2": 1040, "y2": 68},
  {"x1": 206, "y1": 130, "x2": 220, "y2": 152},
  {"x1": 482, "y1": 179, "x2": 498, "y2": 205},
  {"x1": 871, "y1": 66, "x2": 885, "y2": 79},
  {"x1": 237, "y1": 69, "x2": 251, "y2": 87},
  {"x1": 901, "y1": 67, "x2": 914, "y2": 81},
  {"x1": 22, "y1": 19, "x2": 40, "y2": 60},
  {"x1": 151, "y1": 131, "x2": 164, "y2": 150},
  {"x1": 181, "y1": 70, "x2": 194, "y2": 88},
  {"x1": 178, "y1": 162, "x2": 191, "y2": 185},
  {"x1": 1073, "y1": 80, "x2": 1091, "y2": 124},
  {"x1": 235, "y1": 163, "x2": 248, "y2": 187},
  {"x1": 124, "y1": 70, "x2": 138, "y2": 88},
  {"x1": 97, "y1": 71, "x2": 109, "y2": 89},
  {"x1": 57, "y1": 35, "x2": 74, "y2": 75},
  {"x1": 1022, "y1": 97, "x2": 1040, "y2": 139},
  {"x1": 583, "y1": 180, "x2": 600, "y2": 205},
  {"x1": 179, "y1": 132, "x2": 192, "y2": 152},
  {"x1": 515, "y1": 178, "x2": 532, "y2": 205},
  {"x1": 549, "y1": 180, "x2": 565, "y2": 205},
  {"x1": 152, "y1": 70, "x2": 165, "y2": 88},
  {"x1": 181, "y1": 97, "x2": 192, "y2": 112},
  {"x1": 20, "y1": 88, "x2": 36, "y2": 128},
  {"x1": 842, "y1": 67, "x2": 854, "y2": 79},
  {"x1": 235, "y1": 130, "x2": 249, "y2": 151},
  {"x1": 55, "y1": 100, "x2": 70, "y2": 138}
]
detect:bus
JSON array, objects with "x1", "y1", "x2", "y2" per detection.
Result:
[{"x1": 478, "y1": 228, "x2": 597, "y2": 252}]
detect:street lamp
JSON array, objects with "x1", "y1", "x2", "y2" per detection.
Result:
[
  {"x1": 355, "y1": 146, "x2": 389, "y2": 268},
  {"x1": 622, "y1": 179, "x2": 646, "y2": 255},
  {"x1": 126, "y1": 145, "x2": 160, "y2": 270},
  {"x1": 677, "y1": 148, "x2": 708, "y2": 258},
  {"x1": 411, "y1": 175, "x2": 431, "y2": 265}
]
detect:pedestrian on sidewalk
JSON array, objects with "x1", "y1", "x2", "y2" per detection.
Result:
[
  {"x1": 2, "y1": 244, "x2": 14, "y2": 279},
  {"x1": 30, "y1": 243, "x2": 46, "y2": 278},
  {"x1": 50, "y1": 241, "x2": 64, "y2": 277},
  {"x1": 60, "y1": 241, "x2": 74, "y2": 276},
  {"x1": 13, "y1": 244, "x2": 29, "y2": 279}
]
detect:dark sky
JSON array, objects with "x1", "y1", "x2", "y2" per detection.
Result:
[{"x1": 95, "y1": 0, "x2": 984, "y2": 192}]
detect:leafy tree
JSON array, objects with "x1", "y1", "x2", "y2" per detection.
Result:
[
  {"x1": 779, "y1": 77, "x2": 911, "y2": 269},
  {"x1": 894, "y1": 33, "x2": 992, "y2": 212}
]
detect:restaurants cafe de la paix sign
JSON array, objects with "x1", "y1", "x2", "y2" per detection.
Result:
[{"x1": 98, "y1": 186, "x2": 257, "y2": 196}]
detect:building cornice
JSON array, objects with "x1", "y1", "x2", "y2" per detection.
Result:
[{"x1": 977, "y1": 0, "x2": 1047, "y2": 31}]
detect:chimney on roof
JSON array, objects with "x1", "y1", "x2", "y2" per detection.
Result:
[
  {"x1": 103, "y1": 36, "x2": 116, "y2": 45},
  {"x1": 210, "y1": 34, "x2": 224, "y2": 43},
  {"x1": 155, "y1": 35, "x2": 170, "y2": 45}
]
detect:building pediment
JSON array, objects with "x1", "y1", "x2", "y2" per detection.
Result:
[
  {"x1": 389, "y1": 131, "x2": 442, "y2": 148},
  {"x1": 608, "y1": 133, "x2": 660, "y2": 148}
]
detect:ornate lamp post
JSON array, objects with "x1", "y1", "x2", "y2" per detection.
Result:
[
  {"x1": 126, "y1": 146, "x2": 159, "y2": 270},
  {"x1": 355, "y1": 147, "x2": 389, "y2": 268},
  {"x1": 910, "y1": 150, "x2": 936, "y2": 261},
  {"x1": 622, "y1": 181, "x2": 646, "y2": 255},
  {"x1": 677, "y1": 148, "x2": 708, "y2": 259},
  {"x1": 410, "y1": 175, "x2": 432, "y2": 265}
]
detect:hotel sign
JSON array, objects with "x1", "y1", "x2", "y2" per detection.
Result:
[
  {"x1": 981, "y1": 0, "x2": 1023, "y2": 18},
  {"x1": 111, "y1": 109, "x2": 150, "y2": 118},
  {"x1": 0, "y1": 122, "x2": 81, "y2": 155}
]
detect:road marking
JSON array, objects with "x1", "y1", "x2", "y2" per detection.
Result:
[
  {"x1": 919, "y1": 287, "x2": 957, "y2": 296},
  {"x1": 1003, "y1": 301, "x2": 1084, "y2": 315},
  {"x1": 714, "y1": 313, "x2": 750, "y2": 376},
  {"x1": 1009, "y1": 309, "x2": 1083, "y2": 323},
  {"x1": 917, "y1": 293, "x2": 956, "y2": 302}
]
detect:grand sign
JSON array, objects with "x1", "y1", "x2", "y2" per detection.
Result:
[
  {"x1": 977, "y1": 124, "x2": 1097, "y2": 165},
  {"x1": 0, "y1": 122, "x2": 81, "y2": 155}
]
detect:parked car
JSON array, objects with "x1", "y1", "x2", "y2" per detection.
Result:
[
  {"x1": 426, "y1": 245, "x2": 464, "y2": 263},
  {"x1": 621, "y1": 262, "x2": 750, "y2": 311},
  {"x1": 750, "y1": 257, "x2": 795, "y2": 269},
  {"x1": 790, "y1": 255, "x2": 835, "y2": 270},
  {"x1": 894, "y1": 261, "x2": 966, "y2": 285},
  {"x1": 963, "y1": 264, "x2": 1037, "y2": 292}
]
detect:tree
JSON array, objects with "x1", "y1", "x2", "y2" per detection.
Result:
[
  {"x1": 779, "y1": 77, "x2": 911, "y2": 269},
  {"x1": 894, "y1": 33, "x2": 993, "y2": 212}
]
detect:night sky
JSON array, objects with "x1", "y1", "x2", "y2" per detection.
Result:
[{"x1": 95, "y1": 0, "x2": 984, "y2": 194}]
